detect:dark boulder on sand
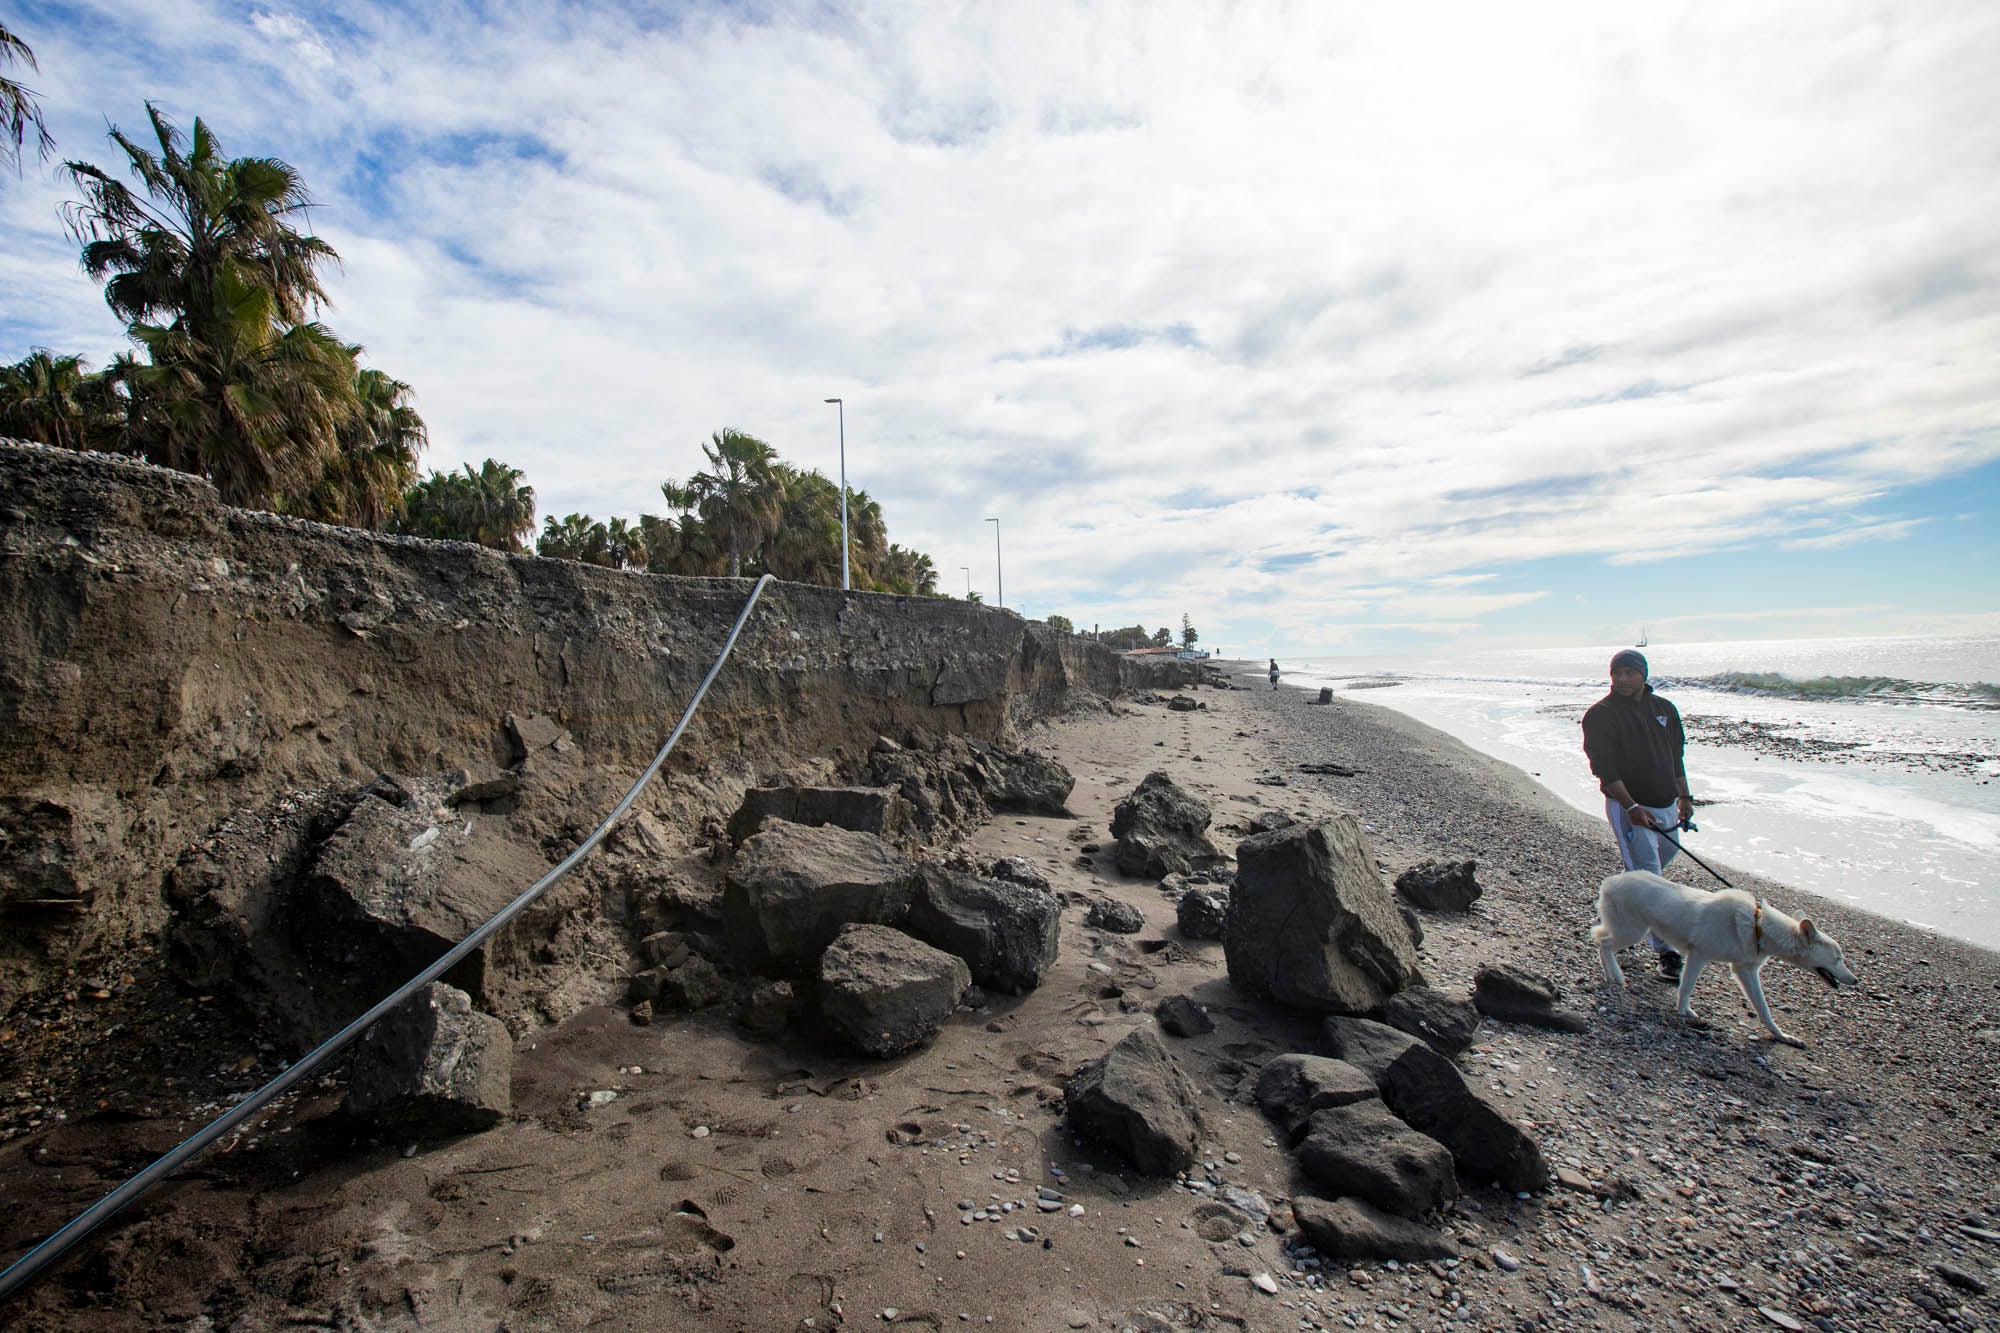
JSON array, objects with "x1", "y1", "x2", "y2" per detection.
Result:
[{"x1": 1225, "y1": 816, "x2": 1422, "y2": 1013}]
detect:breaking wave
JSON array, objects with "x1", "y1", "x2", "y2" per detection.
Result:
[{"x1": 1669, "y1": 671, "x2": 2000, "y2": 710}]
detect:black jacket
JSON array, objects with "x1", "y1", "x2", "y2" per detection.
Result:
[{"x1": 1580, "y1": 687, "x2": 1686, "y2": 807}]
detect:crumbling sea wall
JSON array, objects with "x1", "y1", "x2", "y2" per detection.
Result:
[{"x1": 0, "y1": 439, "x2": 1190, "y2": 1010}]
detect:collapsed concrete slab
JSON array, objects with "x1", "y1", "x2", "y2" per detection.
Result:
[
  {"x1": 347, "y1": 982, "x2": 512, "y2": 1135},
  {"x1": 818, "y1": 924, "x2": 969, "y2": 1058},
  {"x1": 1225, "y1": 817, "x2": 1423, "y2": 1014},
  {"x1": 903, "y1": 864, "x2": 1062, "y2": 996},
  {"x1": 1110, "y1": 771, "x2": 1226, "y2": 879},
  {"x1": 722, "y1": 822, "x2": 920, "y2": 978}
]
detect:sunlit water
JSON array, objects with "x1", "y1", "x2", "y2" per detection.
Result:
[{"x1": 1277, "y1": 635, "x2": 2000, "y2": 952}]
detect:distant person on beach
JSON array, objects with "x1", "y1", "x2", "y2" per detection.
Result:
[
  {"x1": 1268, "y1": 659, "x2": 1280, "y2": 690},
  {"x1": 1581, "y1": 648, "x2": 1695, "y2": 978}
]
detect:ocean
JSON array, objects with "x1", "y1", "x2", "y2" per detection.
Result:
[{"x1": 1277, "y1": 635, "x2": 2000, "y2": 953}]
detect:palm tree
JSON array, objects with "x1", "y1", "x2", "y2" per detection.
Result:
[
  {"x1": 661, "y1": 430, "x2": 783, "y2": 578},
  {"x1": 844, "y1": 488, "x2": 888, "y2": 587},
  {"x1": 756, "y1": 464, "x2": 843, "y2": 584},
  {"x1": 124, "y1": 268, "x2": 355, "y2": 508},
  {"x1": 61, "y1": 107, "x2": 366, "y2": 511},
  {"x1": 0, "y1": 349, "x2": 104, "y2": 450},
  {"x1": 64, "y1": 106, "x2": 339, "y2": 337},
  {"x1": 603, "y1": 516, "x2": 646, "y2": 570},
  {"x1": 538, "y1": 513, "x2": 609, "y2": 564},
  {"x1": 1, "y1": 22, "x2": 54, "y2": 177},
  {"x1": 464, "y1": 459, "x2": 536, "y2": 551},
  {"x1": 297, "y1": 360, "x2": 426, "y2": 528}
]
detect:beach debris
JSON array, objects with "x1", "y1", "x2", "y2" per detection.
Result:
[
  {"x1": 1253, "y1": 1053, "x2": 1382, "y2": 1143},
  {"x1": 1323, "y1": 1016, "x2": 1550, "y2": 1192},
  {"x1": 1393, "y1": 858, "x2": 1482, "y2": 912},
  {"x1": 1174, "y1": 886, "x2": 1228, "y2": 940},
  {"x1": 722, "y1": 823, "x2": 920, "y2": 977},
  {"x1": 1109, "y1": 771, "x2": 1226, "y2": 879},
  {"x1": 1084, "y1": 898, "x2": 1145, "y2": 934},
  {"x1": 725, "y1": 784, "x2": 916, "y2": 848},
  {"x1": 1293, "y1": 1099, "x2": 1458, "y2": 1217},
  {"x1": 1291, "y1": 1194, "x2": 1458, "y2": 1261},
  {"x1": 1313, "y1": 687, "x2": 1335, "y2": 704},
  {"x1": 1155, "y1": 994, "x2": 1214, "y2": 1038},
  {"x1": 963, "y1": 743, "x2": 1075, "y2": 815},
  {"x1": 1380, "y1": 986, "x2": 1481, "y2": 1058},
  {"x1": 904, "y1": 864, "x2": 1062, "y2": 995},
  {"x1": 818, "y1": 923, "x2": 970, "y2": 1058},
  {"x1": 1225, "y1": 816, "x2": 1423, "y2": 1014},
  {"x1": 346, "y1": 982, "x2": 511, "y2": 1135},
  {"x1": 1472, "y1": 964, "x2": 1589, "y2": 1034},
  {"x1": 1298, "y1": 761, "x2": 1358, "y2": 776},
  {"x1": 1063, "y1": 1028, "x2": 1201, "y2": 1176}
]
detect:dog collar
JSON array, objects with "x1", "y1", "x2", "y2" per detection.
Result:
[{"x1": 1753, "y1": 900, "x2": 1764, "y2": 955}]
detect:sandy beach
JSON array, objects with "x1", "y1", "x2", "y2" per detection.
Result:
[{"x1": 4, "y1": 665, "x2": 1998, "y2": 1332}]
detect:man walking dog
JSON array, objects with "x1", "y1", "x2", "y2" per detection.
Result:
[{"x1": 1582, "y1": 649, "x2": 1696, "y2": 978}]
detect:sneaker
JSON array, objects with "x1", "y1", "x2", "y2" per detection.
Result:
[{"x1": 1657, "y1": 949, "x2": 1683, "y2": 981}]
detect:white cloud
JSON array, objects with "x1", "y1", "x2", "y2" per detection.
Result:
[{"x1": 3, "y1": 0, "x2": 1995, "y2": 649}]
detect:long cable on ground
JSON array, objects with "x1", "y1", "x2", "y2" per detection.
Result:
[{"x1": 0, "y1": 574, "x2": 776, "y2": 1304}]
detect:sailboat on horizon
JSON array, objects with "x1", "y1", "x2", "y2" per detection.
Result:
[{"x1": 1636, "y1": 627, "x2": 1648, "y2": 648}]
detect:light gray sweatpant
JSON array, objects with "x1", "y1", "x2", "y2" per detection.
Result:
[{"x1": 1605, "y1": 797, "x2": 1683, "y2": 954}]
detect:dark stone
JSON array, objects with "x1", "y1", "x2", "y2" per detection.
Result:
[
  {"x1": 1156, "y1": 994, "x2": 1214, "y2": 1038},
  {"x1": 1474, "y1": 964, "x2": 1559, "y2": 1007},
  {"x1": 726, "y1": 785, "x2": 916, "y2": 847},
  {"x1": 1246, "y1": 811, "x2": 1296, "y2": 835},
  {"x1": 640, "y1": 930, "x2": 690, "y2": 968},
  {"x1": 1292, "y1": 1195, "x2": 1457, "y2": 1261},
  {"x1": 502, "y1": 711, "x2": 569, "y2": 762},
  {"x1": 1085, "y1": 898, "x2": 1145, "y2": 934},
  {"x1": 1380, "y1": 987, "x2": 1480, "y2": 1058},
  {"x1": 1473, "y1": 965, "x2": 1589, "y2": 1033},
  {"x1": 1394, "y1": 860, "x2": 1482, "y2": 912},
  {"x1": 722, "y1": 822, "x2": 920, "y2": 978},
  {"x1": 1225, "y1": 817, "x2": 1422, "y2": 1014},
  {"x1": 1175, "y1": 887, "x2": 1228, "y2": 940},
  {"x1": 1398, "y1": 903, "x2": 1424, "y2": 949},
  {"x1": 347, "y1": 982, "x2": 511, "y2": 1134},
  {"x1": 1321, "y1": 1017, "x2": 1550, "y2": 1192},
  {"x1": 905, "y1": 865, "x2": 1062, "y2": 996},
  {"x1": 967, "y1": 745, "x2": 1075, "y2": 815},
  {"x1": 1167, "y1": 695, "x2": 1199, "y2": 712},
  {"x1": 988, "y1": 856, "x2": 1054, "y2": 891},
  {"x1": 1063, "y1": 1028, "x2": 1201, "y2": 1177},
  {"x1": 818, "y1": 924, "x2": 968, "y2": 1057},
  {"x1": 1295, "y1": 1101, "x2": 1457, "y2": 1218},
  {"x1": 1109, "y1": 771, "x2": 1225, "y2": 879},
  {"x1": 1253, "y1": 1053, "x2": 1380, "y2": 1143},
  {"x1": 738, "y1": 980, "x2": 796, "y2": 1037},
  {"x1": 657, "y1": 954, "x2": 728, "y2": 1009}
]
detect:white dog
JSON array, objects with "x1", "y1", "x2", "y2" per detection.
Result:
[{"x1": 1591, "y1": 870, "x2": 1858, "y2": 1047}]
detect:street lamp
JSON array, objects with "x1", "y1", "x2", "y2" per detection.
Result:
[
  {"x1": 824, "y1": 397, "x2": 848, "y2": 591},
  {"x1": 985, "y1": 517, "x2": 1003, "y2": 611},
  {"x1": 960, "y1": 565, "x2": 972, "y2": 599}
]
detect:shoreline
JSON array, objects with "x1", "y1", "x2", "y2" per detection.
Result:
[
  {"x1": 1247, "y1": 657, "x2": 2000, "y2": 958},
  {"x1": 2, "y1": 667, "x2": 1996, "y2": 1329}
]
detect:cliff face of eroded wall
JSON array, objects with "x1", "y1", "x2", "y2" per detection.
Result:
[{"x1": 0, "y1": 440, "x2": 1193, "y2": 1010}]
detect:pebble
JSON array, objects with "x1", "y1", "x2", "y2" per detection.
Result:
[
  {"x1": 1492, "y1": 1248, "x2": 1522, "y2": 1272},
  {"x1": 1067, "y1": 1204, "x2": 1085, "y2": 1218},
  {"x1": 1756, "y1": 1308, "x2": 1805, "y2": 1331},
  {"x1": 1250, "y1": 1272, "x2": 1280, "y2": 1294},
  {"x1": 689, "y1": 1124, "x2": 709, "y2": 1138}
]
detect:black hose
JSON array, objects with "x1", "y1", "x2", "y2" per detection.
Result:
[{"x1": 0, "y1": 574, "x2": 776, "y2": 1303}]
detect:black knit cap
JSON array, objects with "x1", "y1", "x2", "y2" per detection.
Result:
[{"x1": 1609, "y1": 649, "x2": 1648, "y2": 676}]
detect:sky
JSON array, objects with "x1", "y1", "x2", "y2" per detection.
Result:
[{"x1": 3, "y1": 0, "x2": 1997, "y2": 658}]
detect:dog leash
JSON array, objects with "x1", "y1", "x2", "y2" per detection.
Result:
[{"x1": 1647, "y1": 819, "x2": 1736, "y2": 890}]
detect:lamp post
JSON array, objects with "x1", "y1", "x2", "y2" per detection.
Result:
[
  {"x1": 984, "y1": 517, "x2": 1003, "y2": 611},
  {"x1": 824, "y1": 397, "x2": 848, "y2": 591},
  {"x1": 960, "y1": 566, "x2": 972, "y2": 599}
]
